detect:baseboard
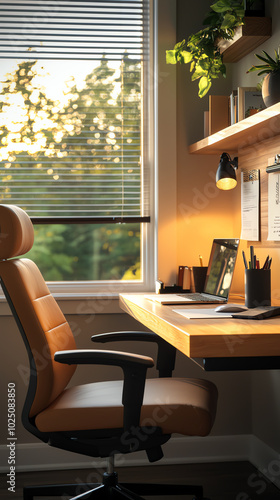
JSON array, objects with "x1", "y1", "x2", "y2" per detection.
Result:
[{"x1": 0, "y1": 433, "x2": 270, "y2": 473}]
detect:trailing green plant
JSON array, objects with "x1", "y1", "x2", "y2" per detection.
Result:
[
  {"x1": 166, "y1": 0, "x2": 245, "y2": 98},
  {"x1": 247, "y1": 49, "x2": 280, "y2": 76}
]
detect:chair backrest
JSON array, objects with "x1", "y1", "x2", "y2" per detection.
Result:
[{"x1": 0, "y1": 205, "x2": 76, "y2": 430}]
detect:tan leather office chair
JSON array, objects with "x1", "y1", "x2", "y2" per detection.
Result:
[{"x1": 0, "y1": 204, "x2": 218, "y2": 500}]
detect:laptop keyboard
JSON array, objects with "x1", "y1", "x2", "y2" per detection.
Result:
[{"x1": 178, "y1": 293, "x2": 221, "y2": 302}]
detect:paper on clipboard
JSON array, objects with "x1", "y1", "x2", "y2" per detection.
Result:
[
  {"x1": 240, "y1": 169, "x2": 260, "y2": 241},
  {"x1": 267, "y1": 172, "x2": 280, "y2": 241}
]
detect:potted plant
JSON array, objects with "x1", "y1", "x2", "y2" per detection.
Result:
[
  {"x1": 247, "y1": 49, "x2": 280, "y2": 107},
  {"x1": 166, "y1": 0, "x2": 246, "y2": 98}
]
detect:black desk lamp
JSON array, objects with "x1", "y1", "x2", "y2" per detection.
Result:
[{"x1": 216, "y1": 152, "x2": 238, "y2": 190}]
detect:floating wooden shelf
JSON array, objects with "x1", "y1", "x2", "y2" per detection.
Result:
[
  {"x1": 218, "y1": 16, "x2": 272, "y2": 63},
  {"x1": 189, "y1": 103, "x2": 280, "y2": 155}
]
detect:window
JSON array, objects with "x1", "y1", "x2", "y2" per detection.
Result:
[{"x1": 0, "y1": 0, "x2": 153, "y2": 290}]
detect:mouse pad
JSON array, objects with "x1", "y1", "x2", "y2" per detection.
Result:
[
  {"x1": 232, "y1": 307, "x2": 280, "y2": 320},
  {"x1": 172, "y1": 308, "x2": 233, "y2": 319}
]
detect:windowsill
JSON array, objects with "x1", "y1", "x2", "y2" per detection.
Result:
[{"x1": 0, "y1": 293, "x2": 124, "y2": 316}]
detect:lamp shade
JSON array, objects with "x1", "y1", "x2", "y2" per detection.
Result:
[{"x1": 216, "y1": 153, "x2": 238, "y2": 190}]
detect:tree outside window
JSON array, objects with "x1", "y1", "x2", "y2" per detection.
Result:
[{"x1": 0, "y1": 58, "x2": 142, "y2": 281}]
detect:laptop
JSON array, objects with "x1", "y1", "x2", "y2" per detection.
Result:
[{"x1": 147, "y1": 238, "x2": 239, "y2": 305}]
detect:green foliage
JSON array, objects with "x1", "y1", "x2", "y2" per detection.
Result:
[
  {"x1": 26, "y1": 223, "x2": 141, "y2": 281},
  {"x1": 166, "y1": 0, "x2": 245, "y2": 97},
  {"x1": 26, "y1": 225, "x2": 76, "y2": 281},
  {"x1": 247, "y1": 50, "x2": 280, "y2": 76}
]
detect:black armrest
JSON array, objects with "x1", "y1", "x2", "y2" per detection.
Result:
[
  {"x1": 54, "y1": 348, "x2": 154, "y2": 367},
  {"x1": 91, "y1": 331, "x2": 176, "y2": 377},
  {"x1": 54, "y1": 349, "x2": 154, "y2": 432}
]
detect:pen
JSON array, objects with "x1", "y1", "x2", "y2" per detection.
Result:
[
  {"x1": 242, "y1": 250, "x2": 248, "y2": 269},
  {"x1": 268, "y1": 257, "x2": 272, "y2": 270},
  {"x1": 262, "y1": 255, "x2": 269, "y2": 269},
  {"x1": 199, "y1": 255, "x2": 203, "y2": 267},
  {"x1": 250, "y1": 245, "x2": 255, "y2": 269}
]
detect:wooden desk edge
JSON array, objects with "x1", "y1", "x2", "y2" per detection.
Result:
[{"x1": 119, "y1": 293, "x2": 280, "y2": 361}]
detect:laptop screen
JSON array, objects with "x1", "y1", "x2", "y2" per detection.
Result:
[{"x1": 203, "y1": 239, "x2": 239, "y2": 299}]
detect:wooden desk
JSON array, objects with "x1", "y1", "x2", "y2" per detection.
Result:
[{"x1": 119, "y1": 293, "x2": 280, "y2": 371}]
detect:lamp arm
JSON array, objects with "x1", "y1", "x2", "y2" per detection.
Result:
[{"x1": 230, "y1": 157, "x2": 238, "y2": 169}]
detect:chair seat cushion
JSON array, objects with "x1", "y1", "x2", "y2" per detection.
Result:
[{"x1": 35, "y1": 377, "x2": 217, "y2": 437}]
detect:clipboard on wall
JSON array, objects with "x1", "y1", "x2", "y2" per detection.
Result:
[
  {"x1": 240, "y1": 169, "x2": 260, "y2": 241},
  {"x1": 267, "y1": 171, "x2": 280, "y2": 241}
]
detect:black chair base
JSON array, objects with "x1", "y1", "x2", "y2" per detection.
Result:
[{"x1": 23, "y1": 470, "x2": 208, "y2": 499}]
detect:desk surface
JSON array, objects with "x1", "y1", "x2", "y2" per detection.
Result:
[{"x1": 119, "y1": 293, "x2": 280, "y2": 361}]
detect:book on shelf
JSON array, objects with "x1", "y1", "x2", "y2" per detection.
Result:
[{"x1": 230, "y1": 90, "x2": 238, "y2": 125}]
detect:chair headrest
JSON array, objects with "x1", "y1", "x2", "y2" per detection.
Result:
[{"x1": 0, "y1": 205, "x2": 34, "y2": 260}]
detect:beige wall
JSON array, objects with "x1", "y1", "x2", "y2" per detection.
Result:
[
  {"x1": 156, "y1": 0, "x2": 178, "y2": 285},
  {"x1": 176, "y1": 0, "x2": 237, "y2": 286}
]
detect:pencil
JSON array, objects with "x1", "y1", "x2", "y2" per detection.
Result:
[{"x1": 242, "y1": 250, "x2": 248, "y2": 269}]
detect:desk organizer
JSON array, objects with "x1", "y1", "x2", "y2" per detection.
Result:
[
  {"x1": 191, "y1": 267, "x2": 208, "y2": 292},
  {"x1": 245, "y1": 269, "x2": 271, "y2": 308},
  {"x1": 156, "y1": 266, "x2": 207, "y2": 294}
]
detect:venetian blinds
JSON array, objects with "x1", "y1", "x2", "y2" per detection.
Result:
[{"x1": 0, "y1": 0, "x2": 150, "y2": 222}]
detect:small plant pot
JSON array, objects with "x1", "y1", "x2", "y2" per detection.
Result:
[{"x1": 262, "y1": 70, "x2": 280, "y2": 108}]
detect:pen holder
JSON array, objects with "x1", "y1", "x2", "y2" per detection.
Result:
[
  {"x1": 245, "y1": 269, "x2": 271, "y2": 308},
  {"x1": 191, "y1": 267, "x2": 208, "y2": 293}
]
